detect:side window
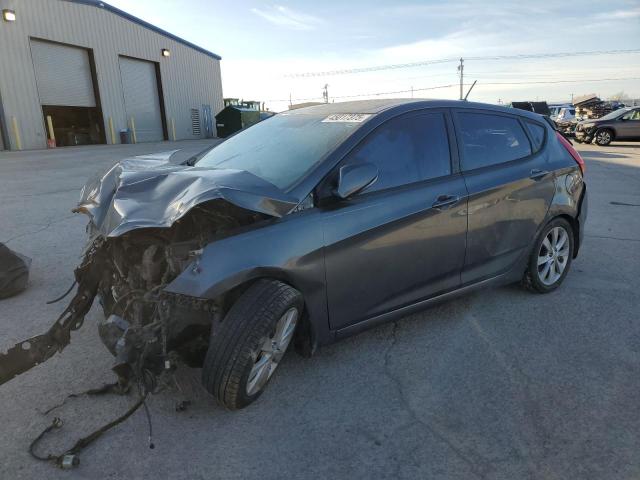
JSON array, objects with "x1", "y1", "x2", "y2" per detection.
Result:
[
  {"x1": 457, "y1": 112, "x2": 532, "y2": 170},
  {"x1": 623, "y1": 110, "x2": 640, "y2": 120},
  {"x1": 524, "y1": 121, "x2": 546, "y2": 152},
  {"x1": 344, "y1": 113, "x2": 451, "y2": 193}
]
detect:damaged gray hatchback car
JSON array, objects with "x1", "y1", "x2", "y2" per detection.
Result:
[{"x1": 0, "y1": 99, "x2": 587, "y2": 410}]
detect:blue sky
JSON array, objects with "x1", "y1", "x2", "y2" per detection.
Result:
[{"x1": 108, "y1": 0, "x2": 640, "y2": 111}]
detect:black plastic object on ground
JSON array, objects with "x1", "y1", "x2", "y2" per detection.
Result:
[{"x1": 0, "y1": 243, "x2": 31, "y2": 299}]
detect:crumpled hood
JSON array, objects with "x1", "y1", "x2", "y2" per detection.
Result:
[{"x1": 76, "y1": 151, "x2": 298, "y2": 237}]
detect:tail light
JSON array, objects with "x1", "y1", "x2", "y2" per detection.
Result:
[{"x1": 556, "y1": 132, "x2": 585, "y2": 175}]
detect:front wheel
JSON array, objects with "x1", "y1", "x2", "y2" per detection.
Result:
[
  {"x1": 594, "y1": 128, "x2": 613, "y2": 146},
  {"x1": 523, "y1": 218, "x2": 574, "y2": 293},
  {"x1": 201, "y1": 279, "x2": 302, "y2": 410}
]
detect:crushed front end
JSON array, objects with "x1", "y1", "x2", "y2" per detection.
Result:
[
  {"x1": 0, "y1": 153, "x2": 296, "y2": 388},
  {"x1": 88, "y1": 201, "x2": 259, "y2": 386}
]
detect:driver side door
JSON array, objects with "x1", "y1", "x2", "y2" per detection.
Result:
[{"x1": 320, "y1": 110, "x2": 468, "y2": 332}]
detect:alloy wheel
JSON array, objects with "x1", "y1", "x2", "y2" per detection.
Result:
[
  {"x1": 246, "y1": 307, "x2": 298, "y2": 396},
  {"x1": 537, "y1": 226, "x2": 570, "y2": 286},
  {"x1": 596, "y1": 130, "x2": 611, "y2": 145}
]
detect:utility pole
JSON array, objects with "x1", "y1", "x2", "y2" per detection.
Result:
[
  {"x1": 457, "y1": 58, "x2": 464, "y2": 100},
  {"x1": 570, "y1": 93, "x2": 574, "y2": 103},
  {"x1": 322, "y1": 84, "x2": 329, "y2": 103},
  {"x1": 289, "y1": 93, "x2": 292, "y2": 107},
  {"x1": 411, "y1": 86, "x2": 414, "y2": 98}
]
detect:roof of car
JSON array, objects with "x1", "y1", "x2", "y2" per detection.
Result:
[{"x1": 286, "y1": 98, "x2": 544, "y2": 120}]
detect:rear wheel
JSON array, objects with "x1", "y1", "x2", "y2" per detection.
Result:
[
  {"x1": 594, "y1": 128, "x2": 613, "y2": 146},
  {"x1": 523, "y1": 218, "x2": 574, "y2": 293},
  {"x1": 201, "y1": 279, "x2": 302, "y2": 410}
]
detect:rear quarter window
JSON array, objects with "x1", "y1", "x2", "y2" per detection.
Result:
[
  {"x1": 457, "y1": 112, "x2": 532, "y2": 170},
  {"x1": 524, "y1": 121, "x2": 546, "y2": 152}
]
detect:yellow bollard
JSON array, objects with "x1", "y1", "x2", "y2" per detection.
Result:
[
  {"x1": 46, "y1": 115, "x2": 56, "y2": 145},
  {"x1": 129, "y1": 116, "x2": 137, "y2": 144},
  {"x1": 11, "y1": 116, "x2": 22, "y2": 150},
  {"x1": 108, "y1": 117, "x2": 116, "y2": 144},
  {"x1": 171, "y1": 118, "x2": 176, "y2": 141}
]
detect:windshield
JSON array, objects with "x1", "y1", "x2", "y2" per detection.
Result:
[
  {"x1": 595, "y1": 108, "x2": 630, "y2": 122},
  {"x1": 196, "y1": 113, "x2": 367, "y2": 191}
]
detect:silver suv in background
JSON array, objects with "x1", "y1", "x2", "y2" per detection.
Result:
[
  {"x1": 549, "y1": 104, "x2": 573, "y2": 120},
  {"x1": 557, "y1": 107, "x2": 576, "y2": 122}
]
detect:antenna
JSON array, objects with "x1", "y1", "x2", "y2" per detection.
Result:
[{"x1": 463, "y1": 80, "x2": 477, "y2": 101}]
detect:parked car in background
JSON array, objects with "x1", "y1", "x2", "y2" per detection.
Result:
[
  {"x1": 557, "y1": 107, "x2": 576, "y2": 122},
  {"x1": 575, "y1": 107, "x2": 640, "y2": 145},
  {"x1": 549, "y1": 103, "x2": 573, "y2": 120}
]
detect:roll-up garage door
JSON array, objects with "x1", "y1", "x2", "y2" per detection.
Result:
[
  {"x1": 31, "y1": 40, "x2": 96, "y2": 107},
  {"x1": 119, "y1": 57, "x2": 164, "y2": 142}
]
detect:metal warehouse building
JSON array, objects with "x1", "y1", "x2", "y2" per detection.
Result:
[{"x1": 0, "y1": 0, "x2": 223, "y2": 150}]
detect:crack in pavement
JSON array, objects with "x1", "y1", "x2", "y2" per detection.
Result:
[
  {"x1": 0, "y1": 186, "x2": 81, "y2": 199},
  {"x1": 467, "y1": 314, "x2": 561, "y2": 478},
  {"x1": 382, "y1": 321, "x2": 492, "y2": 479},
  {"x1": 2, "y1": 214, "x2": 76, "y2": 245},
  {"x1": 585, "y1": 234, "x2": 640, "y2": 243}
]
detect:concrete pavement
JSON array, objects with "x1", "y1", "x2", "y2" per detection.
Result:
[{"x1": 0, "y1": 140, "x2": 639, "y2": 479}]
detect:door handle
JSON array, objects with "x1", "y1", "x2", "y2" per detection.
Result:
[
  {"x1": 432, "y1": 194, "x2": 460, "y2": 210},
  {"x1": 530, "y1": 169, "x2": 548, "y2": 180}
]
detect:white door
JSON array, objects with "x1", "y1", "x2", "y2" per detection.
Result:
[{"x1": 119, "y1": 57, "x2": 164, "y2": 142}]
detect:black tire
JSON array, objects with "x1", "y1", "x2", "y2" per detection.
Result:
[
  {"x1": 522, "y1": 218, "x2": 575, "y2": 294},
  {"x1": 594, "y1": 128, "x2": 613, "y2": 146},
  {"x1": 201, "y1": 279, "x2": 303, "y2": 410}
]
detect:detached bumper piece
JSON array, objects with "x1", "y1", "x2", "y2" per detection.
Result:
[
  {"x1": 0, "y1": 285, "x2": 96, "y2": 386},
  {"x1": 0, "y1": 250, "x2": 100, "y2": 387}
]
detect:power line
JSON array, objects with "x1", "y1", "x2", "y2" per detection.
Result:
[
  {"x1": 284, "y1": 49, "x2": 640, "y2": 78},
  {"x1": 476, "y1": 76, "x2": 640, "y2": 86},
  {"x1": 267, "y1": 76, "x2": 639, "y2": 104},
  {"x1": 266, "y1": 83, "x2": 458, "y2": 103}
]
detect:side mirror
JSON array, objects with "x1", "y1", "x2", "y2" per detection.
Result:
[{"x1": 334, "y1": 163, "x2": 378, "y2": 199}]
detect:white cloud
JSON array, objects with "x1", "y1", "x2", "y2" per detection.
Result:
[
  {"x1": 250, "y1": 5, "x2": 322, "y2": 31},
  {"x1": 600, "y1": 7, "x2": 640, "y2": 19},
  {"x1": 378, "y1": 29, "x2": 539, "y2": 63}
]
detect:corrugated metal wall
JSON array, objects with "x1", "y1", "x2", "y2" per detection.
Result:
[
  {"x1": 31, "y1": 39, "x2": 96, "y2": 107},
  {"x1": 0, "y1": 0, "x2": 224, "y2": 150}
]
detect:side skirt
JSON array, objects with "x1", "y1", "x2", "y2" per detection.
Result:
[{"x1": 334, "y1": 272, "x2": 514, "y2": 340}]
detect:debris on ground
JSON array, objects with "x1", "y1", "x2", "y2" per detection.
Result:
[{"x1": 0, "y1": 242, "x2": 31, "y2": 299}]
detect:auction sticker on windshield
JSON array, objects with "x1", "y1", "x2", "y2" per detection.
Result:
[{"x1": 321, "y1": 114, "x2": 372, "y2": 123}]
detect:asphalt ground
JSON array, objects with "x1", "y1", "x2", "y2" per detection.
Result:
[{"x1": 0, "y1": 139, "x2": 638, "y2": 479}]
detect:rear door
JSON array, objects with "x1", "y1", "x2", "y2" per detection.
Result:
[
  {"x1": 452, "y1": 110, "x2": 555, "y2": 284},
  {"x1": 616, "y1": 109, "x2": 640, "y2": 139},
  {"x1": 322, "y1": 110, "x2": 468, "y2": 331}
]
